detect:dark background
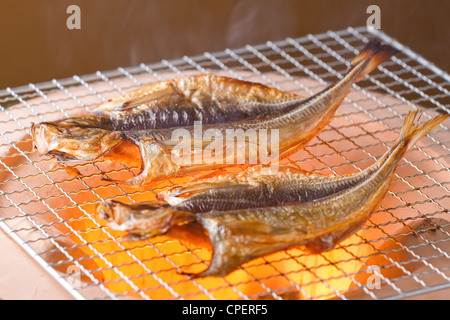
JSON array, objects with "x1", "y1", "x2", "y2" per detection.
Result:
[{"x1": 0, "y1": 0, "x2": 448, "y2": 89}]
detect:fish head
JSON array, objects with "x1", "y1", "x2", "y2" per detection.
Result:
[
  {"x1": 31, "y1": 117, "x2": 122, "y2": 161},
  {"x1": 96, "y1": 200, "x2": 185, "y2": 237}
]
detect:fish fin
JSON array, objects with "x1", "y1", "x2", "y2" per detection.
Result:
[
  {"x1": 119, "y1": 139, "x2": 180, "y2": 186},
  {"x1": 305, "y1": 220, "x2": 368, "y2": 253},
  {"x1": 190, "y1": 168, "x2": 230, "y2": 183},
  {"x1": 163, "y1": 180, "x2": 237, "y2": 203},
  {"x1": 350, "y1": 40, "x2": 399, "y2": 82},
  {"x1": 399, "y1": 111, "x2": 448, "y2": 153},
  {"x1": 372, "y1": 111, "x2": 448, "y2": 172},
  {"x1": 191, "y1": 219, "x2": 305, "y2": 277},
  {"x1": 95, "y1": 81, "x2": 176, "y2": 113},
  {"x1": 371, "y1": 111, "x2": 448, "y2": 178}
]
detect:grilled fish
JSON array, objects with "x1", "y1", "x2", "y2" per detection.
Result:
[
  {"x1": 31, "y1": 74, "x2": 304, "y2": 163},
  {"x1": 32, "y1": 41, "x2": 398, "y2": 185},
  {"x1": 97, "y1": 111, "x2": 448, "y2": 277}
]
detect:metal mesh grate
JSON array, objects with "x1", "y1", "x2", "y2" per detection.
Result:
[{"x1": 1, "y1": 26, "x2": 449, "y2": 300}]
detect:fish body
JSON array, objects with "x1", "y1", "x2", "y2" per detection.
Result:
[
  {"x1": 95, "y1": 74, "x2": 304, "y2": 130},
  {"x1": 32, "y1": 41, "x2": 398, "y2": 185},
  {"x1": 160, "y1": 165, "x2": 378, "y2": 213},
  {"x1": 97, "y1": 111, "x2": 448, "y2": 277}
]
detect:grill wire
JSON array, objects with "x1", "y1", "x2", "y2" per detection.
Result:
[{"x1": 0, "y1": 26, "x2": 449, "y2": 300}]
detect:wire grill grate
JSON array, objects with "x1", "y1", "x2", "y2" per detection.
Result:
[{"x1": 0, "y1": 26, "x2": 449, "y2": 300}]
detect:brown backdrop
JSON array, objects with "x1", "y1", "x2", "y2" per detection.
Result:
[{"x1": 0, "y1": 0, "x2": 448, "y2": 89}]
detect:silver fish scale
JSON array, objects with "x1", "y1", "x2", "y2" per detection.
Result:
[{"x1": 0, "y1": 26, "x2": 449, "y2": 300}]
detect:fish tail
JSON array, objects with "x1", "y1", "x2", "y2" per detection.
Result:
[
  {"x1": 349, "y1": 40, "x2": 399, "y2": 82},
  {"x1": 397, "y1": 111, "x2": 448, "y2": 153}
]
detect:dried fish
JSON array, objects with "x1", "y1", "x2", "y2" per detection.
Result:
[{"x1": 32, "y1": 41, "x2": 398, "y2": 185}]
